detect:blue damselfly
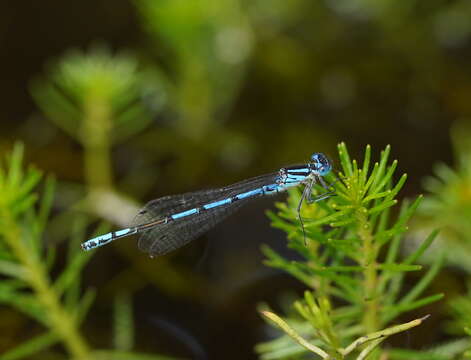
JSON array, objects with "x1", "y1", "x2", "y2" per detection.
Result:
[{"x1": 81, "y1": 153, "x2": 335, "y2": 257}]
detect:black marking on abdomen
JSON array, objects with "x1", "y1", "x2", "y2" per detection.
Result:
[{"x1": 287, "y1": 171, "x2": 309, "y2": 176}]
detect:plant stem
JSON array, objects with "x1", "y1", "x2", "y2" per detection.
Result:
[
  {"x1": 1, "y1": 209, "x2": 90, "y2": 359},
  {"x1": 261, "y1": 310, "x2": 330, "y2": 359},
  {"x1": 356, "y1": 206, "x2": 379, "y2": 333},
  {"x1": 341, "y1": 315, "x2": 430, "y2": 356},
  {"x1": 179, "y1": 60, "x2": 212, "y2": 140},
  {"x1": 84, "y1": 143, "x2": 113, "y2": 190},
  {"x1": 82, "y1": 97, "x2": 114, "y2": 191}
]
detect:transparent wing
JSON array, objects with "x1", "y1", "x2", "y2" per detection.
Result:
[
  {"x1": 132, "y1": 173, "x2": 280, "y2": 256},
  {"x1": 138, "y1": 199, "x2": 246, "y2": 256}
]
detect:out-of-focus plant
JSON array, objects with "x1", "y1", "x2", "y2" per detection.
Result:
[
  {"x1": 0, "y1": 144, "x2": 178, "y2": 360},
  {"x1": 417, "y1": 121, "x2": 471, "y2": 271},
  {"x1": 413, "y1": 120, "x2": 471, "y2": 359},
  {"x1": 31, "y1": 45, "x2": 153, "y2": 193},
  {"x1": 447, "y1": 288, "x2": 471, "y2": 359},
  {"x1": 30, "y1": 45, "x2": 154, "y2": 227},
  {"x1": 136, "y1": 0, "x2": 253, "y2": 140},
  {"x1": 256, "y1": 143, "x2": 443, "y2": 359},
  {"x1": 0, "y1": 143, "x2": 90, "y2": 359}
]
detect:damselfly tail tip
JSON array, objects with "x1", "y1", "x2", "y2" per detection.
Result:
[{"x1": 81, "y1": 241, "x2": 94, "y2": 251}]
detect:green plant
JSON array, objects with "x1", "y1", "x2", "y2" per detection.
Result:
[
  {"x1": 417, "y1": 122, "x2": 471, "y2": 272},
  {"x1": 0, "y1": 144, "x2": 178, "y2": 360},
  {"x1": 31, "y1": 45, "x2": 153, "y2": 192},
  {"x1": 256, "y1": 143, "x2": 443, "y2": 359},
  {"x1": 136, "y1": 0, "x2": 253, "y2": 140},
  {"x1": 414, "y1": 121, "x2": 471, "y2": 359},
  {"x1": 447, "y1": 287, "x2": 471, "y2": 358},
  {"x1": 0, "y1": 144, "x2": 91, "y2": 359}
]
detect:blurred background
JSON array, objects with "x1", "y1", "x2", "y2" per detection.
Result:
[{"x1": 1, "y1": 0, "x2": 471, "y2": 359}]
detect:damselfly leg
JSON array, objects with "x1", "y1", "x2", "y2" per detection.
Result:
[{"x1": 297, "y1": 175, "x2": 338, "y2": 245}]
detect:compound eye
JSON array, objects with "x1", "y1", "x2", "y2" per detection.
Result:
[
  {"x1": 310, "y1": 153, "x2": 320, "y2": 162},
  {"x1": 310, "y1": 152, "x2": 332, "y2": 175},
  {"x1": 311, "y1": 152, "x2": 327, "y2": 166}
]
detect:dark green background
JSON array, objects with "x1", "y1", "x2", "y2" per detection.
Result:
[{"x1": 1, "y1": 0, "x2": 469, "y2": 358}]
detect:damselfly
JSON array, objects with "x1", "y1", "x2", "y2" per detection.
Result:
[{"x1": 81, "y1": 153, "x2": 335, "y2": 257}]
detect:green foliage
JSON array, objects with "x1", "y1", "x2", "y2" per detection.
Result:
[
  {"x1": 417, "y1": 122, "x2": 471, "y2": 272},
  {"x1": 0, "y1": 144, "x2": 178, "y2": 359},
  {"x1": 31, "y1": 45, "x2": 156, "y2": 193},
  {"x1": 0, "y1": 143, "x2": 91, "y2": 359},
  {"x1": 113, "y1": 292, "x2": 134, "y2": 352},
  {"x1": 413, "y1": 122, "x2": 471, "y2": 358},
  {"x1": 136, "y1": 0, "x2": 253, "y2": 140},
  {"x1": 448, "y1": 286, "x2": 471, "y2": 337},
  {"x1": 31, "y1": 45, "x2": 153, "y2": 147},
  {"x1": 386, "y1": 338, "x2": 471, "y2": 360},
  {"x1": 256, "y1": 143, "x2": 442, "y2": 359}
]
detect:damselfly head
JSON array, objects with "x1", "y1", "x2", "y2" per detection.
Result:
[{"x1": 310, "y1": 152, "x2": 332, "y2": 176}]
